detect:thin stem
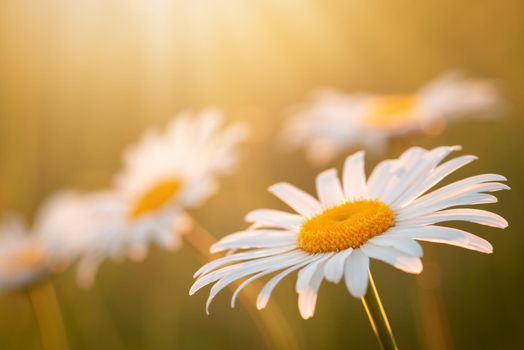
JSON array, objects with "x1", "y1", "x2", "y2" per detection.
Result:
[
  {"x1": 184, "y1": 223, "x2": 301, "y2": 350},
  {"x1": 361, "y1": 271, "x2": 398, "y2": 350},
  {"x1": 27, "y1": 280, "x2": 70, "y2": 350}
]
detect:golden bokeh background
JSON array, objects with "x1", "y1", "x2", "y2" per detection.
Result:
[{"x1": 1, "y1": 0, "x2": 523, "y2": 349}]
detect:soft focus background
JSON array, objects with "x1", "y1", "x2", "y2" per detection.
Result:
[{"x1": 1, "y1": 1, "x2": 523, "y2": 349}]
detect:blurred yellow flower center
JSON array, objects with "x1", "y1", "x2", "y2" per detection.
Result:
[
  {"x1": 297, "y1": 200, "x2": 395, "y2": 253},
  {"x1": 7, "y1": 245, "x2": 44, "y2": 272},
  {"x1": 129, "y1": 179, "x2": 182, "y2": 220},
  {"x1": 365, "y1": 94, "x2": 417, "y2": 129}
]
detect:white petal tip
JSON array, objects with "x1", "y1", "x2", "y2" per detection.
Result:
[
  {"x1": 209, "y1": 245, "x2": 222, "y2": 254},
  {"x1": 349, "y1": 289, "x2": 366, "y2": 298},
  {"x1": 244, "y1": 213, "x2": 255, "y2": 222},
  {"x1": 475, "y1": 246, "x2": 493, "y2": 254},
  {"x1": 189, "y1": 284, "x2": 199, "y2": 295},
  {"x1": 300, "y1": 313, "x2": 313, "y2": 320},
  {"x1": 324, "y1": 276, "x2": 337, "y2": 284},
  {"x1": 413, "y1": 265, "x2": 424, "y2": 274},
  {"x1": 318, "y1": 168, "x2": 337, "y2": 178},
  {"x1": 267, "y1": 182, "x2": 287, "y2": 193},
  {"x1": 345, "y1": 150, "x2": 365, "y2": 162},
  {"x1": 481, "y1": 245, "x2": 494, "y2": 254},
  {"x1": 256, "y1": 297, "x2": 269, "y2": 310}
]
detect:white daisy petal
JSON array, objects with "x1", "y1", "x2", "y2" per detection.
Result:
[
  {"x1": 380, "y1": 147, "x2": 427, "y2": 204},
  {"x1": 269, "y1": 182, "x2": 322, "y2": 217},
  {"x1": 369, "y1": 235, "x2": 424, "y2": 257},
  {"x1": 256, "y1": 255, "x2": 320, "y2": 310},
  {"x1": 298, "y1": 262, "x2": 326, "y2": 319},
  {"x1": 191, "y1": 251, "x2": 305, "y2": 296},
  {"x1": 194, "y1": 246, "x2": 295, "y2": 278},
  {"x1": 398, "y1": 208, "x2": 508, "y2": 228},
  {"x1": 210, "y1": 232, "x2": 296, "y2": 253},
  {"x1": 323, "y1": 248, "x2": 353, "y2": 283},
  {"x1": 389, "y1": 146, "x2": 461, "y2": 207},
  {"x1": 128, "y1": 241, "x2": 148, "y2": 261},
  {"x1": 296, "y1": 254, "x2": 332, "y2": 293},
  {"x1": 213, "y1": 229, "x2": 293, "y2": 244},
  {"x1": 361, "y1": 243, "x2": 423, "y2": 274},
  {"x1": 390, "y1": 226, "x2": 493, "y2": 253},
  {"x1": 396, "y1": 155, "x2": 478, "y2": 206},
  {"x1": 178, "y1": 177, "x2": 219, "y2": 208},
  {"x1": 403, "y1": 181, "x2": 508, "y2": 215},
  {"x1": 316, "y1": 169, "x2": 345, "y2": 208},
  {"x1": 231, "y1": 268, "x2": 284, "y2": 308},
  {"x1": 367, "y1": 160, "x2": 395, "y2": 199},
  {"x1": 245, "y1": 209, "x2": 303, "y2": 230},
  {"x1": 206, "y1": 252, "x2": 308, "y2": 314},
  {"x1": 343, "y1": 151, "x2": 368, "y2": 200},
  {"x1": 76, "y1": 255, "x2": 103, "y2": 288},
  {"x1": 344, "y1": 249, "x2": 370, "y2": 297},
  {"x1": 396, "y1": 193, "x2": 498, "y2": 221}
]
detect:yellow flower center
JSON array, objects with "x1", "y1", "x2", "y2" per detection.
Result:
[
  {"x1": 297, "y1": 200, "x2": 395, "y2": 253},
  {"x1": 129, "y1": 179, "x2": 182, "y2": 220},
  {"x1": 7, "y1": 245, "x2": 44, "y2": 272},
  {"x1": 364, "y1": 94, "x2": 417, "y2": 130}
]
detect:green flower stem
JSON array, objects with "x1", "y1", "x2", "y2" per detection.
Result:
[
  {"x1": 27, "y1": 281, "x2": 70, "y2": 350},
  {"x1": 361, "y1": 271, "x2": 398, "y2": 350}
]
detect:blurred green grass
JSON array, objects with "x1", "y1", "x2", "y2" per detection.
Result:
[{"x1": 1, "y1": 0, "x2": 523, "y2": 349}]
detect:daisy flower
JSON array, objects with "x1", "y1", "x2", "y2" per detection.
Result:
[
  {"x1": 0, "y1": 214, "x2": 48, "y2": 294},
  {"x1": 190, "y1": 146, "x2": 508, "y2": 319},
  {"x1": 35, "y1": 191, "x2": 103, "y2": 268},
  {"x1": 70, "y1": 109, "x2": 248, "y2": 286},
  {"x1": 284, "y1": 71, "x2": 502, "y2": 164}
]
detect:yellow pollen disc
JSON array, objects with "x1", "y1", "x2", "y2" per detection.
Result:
[
  {"x1": 364, "y1": 94, "x2": 417, "y2": 129},
  {"x1": 297, "y1": 200, "x2": 395, "y2": 253},
  {"x1": 129, "y1": 179, "x2": 182, "y2": 220},
  {"x1": 7, "y1": 245, "x2": 44, "y2": 272}
]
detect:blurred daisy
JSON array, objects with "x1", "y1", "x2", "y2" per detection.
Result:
[
  {"x1": 285, "y1": 71, "x2": 502, "y2": 164},
  {"x1": 71, "y1": 109, "x2": 249, "y2": 286},
  {"x1": 191, "y1": 146, "x2": 508, "y2": 319},
  {"x1": 35, "y1": 191, "x2": 102, "y2": 268},
  {"x1": 0, "y1": 214, "x2": 47, "y2": 294}
]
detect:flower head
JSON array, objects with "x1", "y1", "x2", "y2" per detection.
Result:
[
  {"x1": 0, "y1": 214, "x2": 47, "y2": 294},
  {"x1": 35, "y1": 191, "x2": 106, "y2": 269},
  {"x1": 284, "y1": 71, "x2": 502, "y2": 164},
  {"x1": 65, "y1": 109, "x2": 248, "y2": 286},
  {"x1": 191, "y1": 146, "x2": 508, "y2": 319}
]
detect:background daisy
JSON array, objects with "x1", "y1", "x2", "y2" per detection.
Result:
[
  {"x1": 284, "y1": 71, "x2": 502, "y2": 165},
  {"x1": 69, "y1": 109, "x2": 248, "y2": 286},
  {"x1": 0, "y1": 214, "x2": 48, "y2": 294}
]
